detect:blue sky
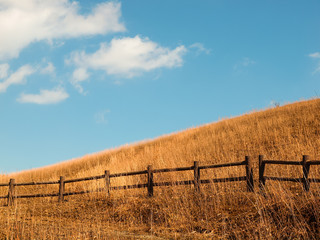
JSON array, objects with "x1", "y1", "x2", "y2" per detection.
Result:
[{"x1": 1, "y1": 0, "x2": 320, "y2": 173}]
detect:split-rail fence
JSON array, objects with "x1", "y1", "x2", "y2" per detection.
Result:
[{"x1": 1, "y1": 155, "x2": 319, "y2": 206}]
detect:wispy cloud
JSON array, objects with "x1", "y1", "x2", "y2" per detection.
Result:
[
  {"x1": 189, "y1": 43, "x2": 211, "y2": 55},
  {"x1": 70, "y1": 68, "x2": 90, "y2": 94},
  {"x1": 233, "y1": 57, "x2": 256, "y2": 71},
  {"x1": 17, "y1": 87, "x2": 69, "y2": 104},
  {"x1": 94, "y1": 109, "x2": 110, "y2": 124},
  {"x1": 309, "y1": 52, "x2": 320, "y2": 74},
  {"x1": 0, "y1": 63, "x2": 9, "y2": 79},
  {"x1": 0, "y1": 64, "x2": 35, "y2": 93},
  {"x1": 68, "y1": 35, "x2": 187, "y2": 78},
  {"x1": 0, "y1": 1, "x2": 125, "y2": 60}
]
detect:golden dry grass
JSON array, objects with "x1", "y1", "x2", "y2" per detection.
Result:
[{"x1": 1, "y1": 98, "x2": 320, "y2": 239}]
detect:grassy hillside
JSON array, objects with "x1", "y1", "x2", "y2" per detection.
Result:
[{"x1": 1, "y1": 98, "x2": 320, "y2": 239}]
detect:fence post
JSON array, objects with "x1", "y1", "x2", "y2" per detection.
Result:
[
  {"x1": 58, "y1": 176, "x2": 65, "y2": 203},
  {"x1": 302, "y1": 155, "x2": 310, "y2": 192},
  {"x1": 259, "y1": 155, "x2": 266, "y2": 190},
  {"x1": 105, "y1": 170, "x2": 110, "y2": 196},
  {"x1": 194, "y1": 161, "x2": 200, "y2": 193},
  {"x1": 147, "y1": 165, "x2": 153, "y2": 197},
  {"x1": 245, "y1": 156, "x2": 254, "y2": 192},
  {"x1": 7, "y1": 179, "x2": 15, "y2": 206}
]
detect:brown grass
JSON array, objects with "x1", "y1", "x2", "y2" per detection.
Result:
[{"x1": 1, "y1": 98, "x2": 320, "y2": 239}]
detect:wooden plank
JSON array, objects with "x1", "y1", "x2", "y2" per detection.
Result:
[
  {"x1": 200, "y1": 176, "x2": 247, "y2": 183},
  {"x1": 15, "y1": 193, "x2": 59, "y2": 198},
  {"x1": 302, "y1": 155, "x2": 310, "y2": 192},
  {"x1": 64, "y1": 175, "x2": 104, "y2": 183},
  {"x1": 15, "y1": 181, "x2": 60, "y2": 186},
  {"x1": 153, "y1": 166, "x2": 193, "y2": 173},
  {"x1": 110, "y1": 183, "x2": 148, "y2": 190},
  {"x1": 199, "y1": 161, "x2": 246, "y2": 170},
  {"x1": 263, "y1": 160, "x2": 302, "y2": 165},
  {"x1": 246, "y1": 156, "x2": 254, "y2": 192},
  {"x1": 154, "y1": 180, "x2": 193, "y2": 187},
  {"x1": 307, "y1": 160, "x2": 320, "y2": 165},
  {"x1": 110, "y1": 170, "x2": 147, "y2": 178},
  {"x1": 0, "y1": 183, "x2": 9, "y2": 187},
  {"x1": 310, "y1": 179, "x2": 320, "y2": 183},
  {"x1": 147, "y1": 165, "x2": 153, "y2": 197},
  {"x1": 265, "y1": 176, "x2": 302, "y2": 182},
  {"x1": 0, "y1": 195, "x2": 8, "y2": 199}
]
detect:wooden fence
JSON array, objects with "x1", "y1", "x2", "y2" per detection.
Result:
[
  {"x1": 1, "y1": 155, "x2": 320, "y2": 207},
  {"x1": 259, "y1": 155, "x2": 320, "y2": 191},
  {"x1": 0, "y1": 156, "x2": 253, "y2": 206}
]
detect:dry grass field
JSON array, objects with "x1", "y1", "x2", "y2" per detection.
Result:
[{"x1": 1, "y1": 98, "x2": 320, "y2": 239}]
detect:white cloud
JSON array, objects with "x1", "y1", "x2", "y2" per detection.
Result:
[
  {"x1": 17, "y1": 87, "x2": 69, "y2": 104},
  {"x1": 0, "y1": 0, "x2": 125, "y2": 60},
  {"x1": 0, "y1": 63, "x2": 9, "y2": 79},
  {"x1": 233, "y1": 57, "x2": 256, "y2": 71},
  {"x1": 0, "y1": 64, "x2": 35, "y2": 93},
  {"x1": 41, "y1": 62, "x2": 55, "y2": 75},
  {"x1": 94, "y1": 109, "x2": 110, "y2": 124},
  {"x1": 309, "y1": 52, "x2": 320, "y2": 74},
  {"x1": 71, "y1": 67, "x2": 90, "y2": 94},
  {"x1": 68, "y1": 35, "x2": 187, "y2": 78},
  {"x1": 189, "y1": 43, "x2": 211, "y2": 55},
  {"x1": 309, "y1": 52, "x2": 320, "y2": 59}
]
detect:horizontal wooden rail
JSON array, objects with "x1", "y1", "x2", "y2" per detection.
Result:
[
  {"x1": 259, "y1": 155, "x2": 320, "y2": 192},
  {"x1": 200, "y1": 176, "x2": 247, "y2": 184},
  {"x1": 0, "y1": 183, "x2": 9, "y2": 187},
  {"x1": 64, "y1": 175, "x2": 104, "y2": 183},
  {"x1": 264, "y1": 177, "x2": 302, "y2": 182},
  {"x1": 153, "y1": 166, "x2": 193, "y2": 173},
  {"x1": 199, "y1": 161, "x2": 246, "y2": 170},
  {"x1": 263, "y1": 160, "x2": 302, "y2": 165},
  {"x1": 16, "y1": 193, "x2": 60, "y2": 198},
  {"x1": 110, "y1": 170, "x2": 148, "y2": 178},
  {"x1": 15, "y1": 181, "x2": 60, "y2": 186}
]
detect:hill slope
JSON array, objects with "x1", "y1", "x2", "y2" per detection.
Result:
[{"x1": 1, "y1": 98, "x2": 320, "y2": 239}]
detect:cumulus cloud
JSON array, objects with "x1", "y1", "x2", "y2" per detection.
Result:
[
  {"x1": 0, "y1": 0, "x2": 125, "y2": 60},
  {"x1": 68, "y1": 35, "x2": 187, "y2": 78},
  {"x1": 309, "y1": 52, "x2": 320, "y2": 74},
  {"x1": 71, "y1": 67, "x2": 90, "y2": 94},
  {"x1": 17, "y1": 87, "x2": 69, "y2": 104},
  {"x1": 0, "y1": 64, "x2": 35, "y2": 93}
]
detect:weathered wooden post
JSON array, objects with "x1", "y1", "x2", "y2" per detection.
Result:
[
  {"x1": 7, "y1": 178, "x2": 15, "y2": 206},
  {"x1": 58, "y1": 176, "x2": 65, "y2": 202},
  {"x1": 302, "y1": 155, "x2": 310, "y2": 192},
  {"x1": 194, "y1": 161, "x2": 200, "y2": 193},
  {"x1": 147, "y1": 165, "x2": 153, "y2": 197},
  {"x1": 245, "y1": 156, "x2": 254, "y2": 192},
  {"x1": 259, "y1": 155, "x2": 266, "y2": 190},
  {"x1": 105, "y1": 170, "x2": 110, "y2": 196}
]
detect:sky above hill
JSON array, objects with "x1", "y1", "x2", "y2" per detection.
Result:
[{"x1": 1, "y1": 0, "x2": 320, "y2": 173}]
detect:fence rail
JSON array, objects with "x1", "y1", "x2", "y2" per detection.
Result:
[
  {"x1": 1, "y1": 155, "x2": 319, "y2": 207},
  {"x1": 0, "y1": 157, "x2": 252, "y2": 206},
  {"x1": 259, "y1": 155, "x2": 320, "y2": 191}
]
